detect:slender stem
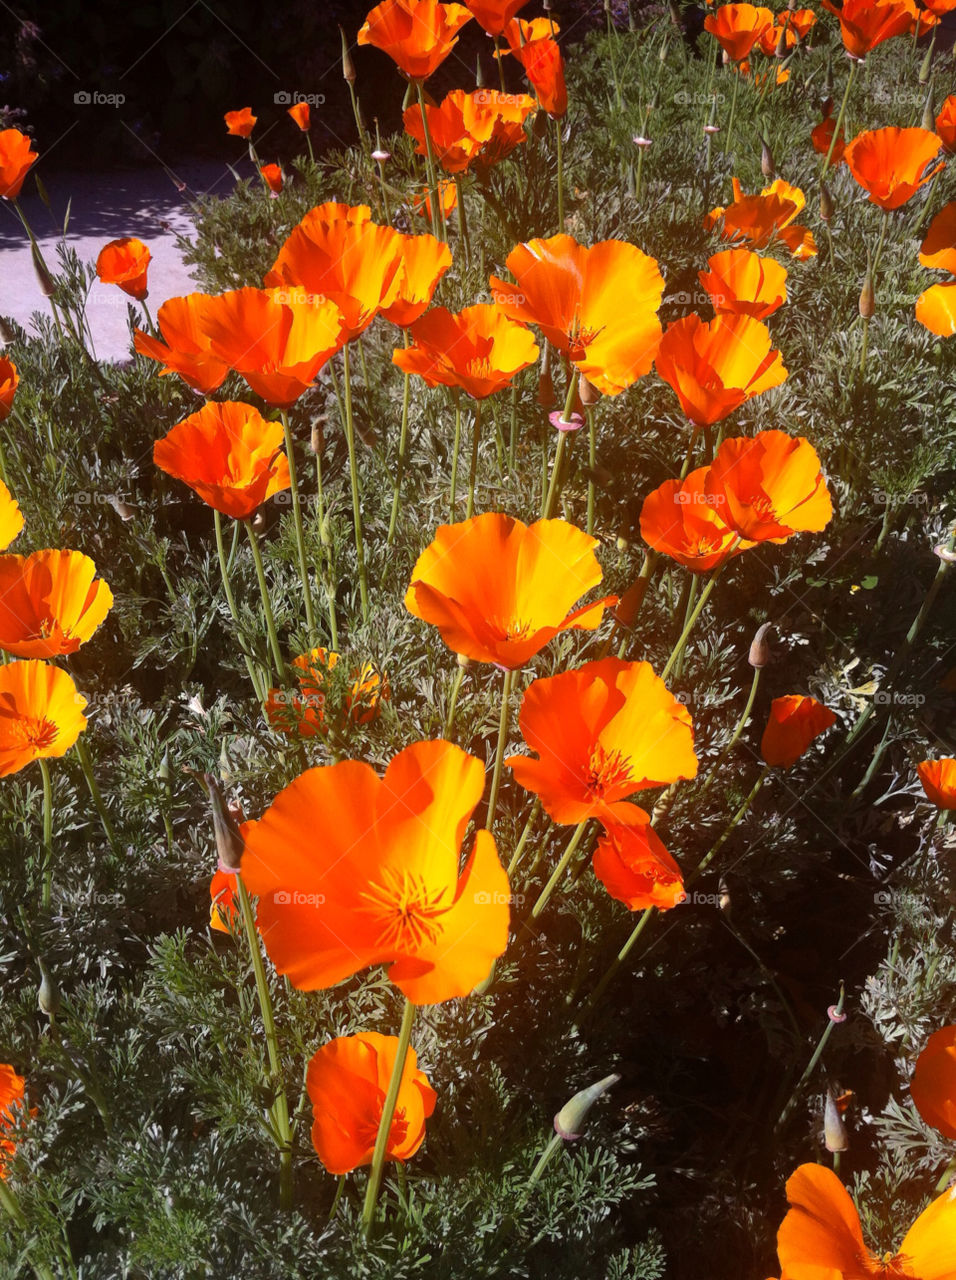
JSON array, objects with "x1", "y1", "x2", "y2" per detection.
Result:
[
  {"x1": 820, "y1": 58, "x2": 857, "y2": 177},
  {"x1": 935, "y1": 1153, "x2": 956, "y2": 1193},
  {"x1": 494, "y1": 36, "x2": 507, "y2": 92},
  {"x1": 341, "y1": 344, "x2": 370, "y2": 622},
  {"x1": 586, "y1": 407, "x2": 597, "y2": 536},
  {"x1": 576, "y1": 906, "x2": 655, "y2": 1019},
  {"x1": 214, "y1": 509, "x2": 266, "y2": 700},
  {"x1": 673, "y1": 573, "x2": 700, "y2": 681},
  {"x1": 486, "y1": 667, "x2": 515, "y2": 830},
  {"x1": 508, "y1": 797, "x2": 542, "y2": 877},
  {"x1": 695, "y1": 765, "x2": 769, "y2": 877},
  {"x1": 415, "y1": 80, "x2": 443, "y2": 241},
  {"x1": 555, "y1": 116, "x2": 565, "y2": 232},
  {"x1": 509, "y1": 384, "x2": 519, "y2": 470},
  {"x1": 517, "y1": 1133, "x2": 563, "y2": 1209},
  {"x1": 329, "y1": 1174, "x2": 347, "y2": 1220},
  {"x1": 39, "y1": 758, "x2": 53, "y2": 910},
  {"x1": 661, "y1": 565, "x2": 725, "y2": 680},
  {"x1": 362, "y1": 999, "x2": 416, "y2": 1234},
  {"x1": 542, "y1": 431, "x2": 569, "y2": 520},
  {"x1": 466, "y1": 400, "x2": 483, "y2": 519},
  {"x1": 312, "y1": 437, "x2": 339, "y2": 650},
  {"x1": 388, "y1": 359, "x2": 412, "y2": 545},
  {"x1": 450, "y1": 395, "x2": 462, "y2": 519},
  {"x1": 243, "y1": 520, "x2": 286, "y2": 681},
  {"x1": 454, "y1": 175, "x2": 471, "y2": 270},
  {"x1": 279, "y1": 410, "x2": 317, "y2": 637},
  {"x1": 530, "y1": 820, "x2": 588, "y2": 919},
  {"x1": 775, "y1": 982, "x2": 845, "y2": 1130},
  {"x1": 444, "y1": 664, "x2": 465, "y2": 738},
  {"x1": 73, "y1": 736, "x2": 116, "y2": 848},
  {"x1": 725, "y1": 68, "x2": 740, "y2": 148},
  {"x1": 695, "y1": 666, "x2": 761, "y2": 802}
]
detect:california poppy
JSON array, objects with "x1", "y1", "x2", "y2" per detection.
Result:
[
  {"x1": 0, "y1": 660, "x2": 87, "y2": 778},
  {"x1": 924, "y1": 0, "x2": 956, "y2": 12},
  {"x1": 704, "y1": 4, "x2": 775, "y2": 60},
  {"x1": 224, "y1": 108, "x2": 257, "y2": 137},
  {"x1": 844, "y1": 127, "x2": 943, "y2": 211},
  {"x1": 506, "y1": 657, "x2": 698, "y2": 824},
  {"x1": 0, "y1": 1063, "x2": 26, "y2": 1176},
  {"x1": 0, "y1": 550, "x2": 113, "y2": 658},
  {"x1": 403, "y1": 93, "x2": 477, "y2": 173},
  {"x1": 705, "y1": 178, "x2": 817, "y2": 258},
  {"x1": 95, "y1": 237, "x2": 151, "y2": 301},
  {"x1": 411, "y1": 178, "x2": 459, "y2": 220},
  {"x1": 153, "y1": 400, "x2": 291, "y2": 520},
  {"x1": 306, "y1": 1032, "x2": 437, "y2": 1175},
  {"x1": 640, "y1": 466, "x2": 753, "y2": 571},
  {"x1": 133, "y1": 294, "x2": 230, "y2": 396},
  {"x1": 919, "y1": 202, "x2": 956, "y2": 272},
  {"x1": 776, "y1": 1162, "x2": 956, "y2": 1278},
  {"x1": 760, "y1": 695, "x2": 837, "y2": 767},
  {"x1": 655, "y1": 313, "x2": 787, "y2": 428},
  {"x1": 260, "y1": 163, "x2": 283, "y2": 194},
  {"x1": 265, "y1": 647, "x2": 386, "y2": 737},
  {"x1": 404, "y1": 513, "x2": 617, "y2": 667},
  {"x1": 287, "y1": 102, "x2": 310, "y2": 131},
  {"x1": 811, "y1": 113, "x2": 847, "y2": 167},
  {"x1": 357, "y1": 0, "x2": 473, "y2": 80},
  {"x1": 916, "y1": 282, "x2": 956, "y2": 336},
  {"x1": 756, "y1": 8, "x2": 815, "y2": 52},
  {"x1": 820, "y1": 0, "x2": 917, "y2": 57},
  {"x1": 705, "y1": 430, "x2": 833, "y2": 542},
  {"x1": 240, "y1": 739, "x2": 510, "y2": 1004},
  {"x1": 403, "y1": 89, "x2": 536, "y2": 173},
  {"x1": 592, "y1": 807, "x2": 686, "y2": 911},
  {"x1": 0, "y1": 480, "x2": 23, "y2": 551},
  {"x1": 0, "y1": 357, "x2": 18, "y2": 421},
  {"x1": 0, "y1": 128, "x2": 38, "y2": 200},
  {"x1": 393, "y1": 304, "x2": 538, "y2": 398},
  {"x1": 511, "y1": 33, "x2": 567, "y2": 116},
  {"x1": 698, "y1": 248, "x2": 788, "y2": 319},
  {"x1": 911, "y1": 1024, "x2": 956, "y2": 1138},
  {"x1": 916, "y1": 757, "x2": 956, "y2": 808},
  {"x1": 491, "y1": 234, "x2": 664, "y2": 395},
  {"x1": 936, "y1": 95, "x2": 956, "y2": 154},
  {"x1": 209, "y1": 869, "x2": 239, "y2": 933},
  {"x1": 379, "y1": 233, "x2": 452, "y2": 328},
  {"x1": 500, "y1": 15, "x2": 559, "y2": 49},
  {"x1": 464, "y1": 0, "x2": 529, "y2": 35}
]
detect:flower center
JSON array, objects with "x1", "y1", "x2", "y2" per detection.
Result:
[
  {"x1": 486, "y1": 614, "x2": 533, "y2": 643},
  {"x1": 567, "y1": 322, "x2": 603, "y2": 361},
  {"x1": 356, "y1": 1102, "x2": 409, "y2": 1153},
  {"x1": 583, "y1": 744, "x2": 634, "y2": 798},
  {"x1": 358, "y1": 866, "x2": 448, "y2": 952},
  {"x1": 16, "y1": 716, "x2": 59, "y2": 751}
]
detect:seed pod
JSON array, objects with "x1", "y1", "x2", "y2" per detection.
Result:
[
  {"x1": 0, "y1": 315, "x2": 16, "y2": 345},
  {"x1": 820, "y1": 183, "x2": 834, "y2": 224},
  {"x1": 37, "y1": 958, "x2": 60, "y2": 1019},
  {"x1": 204, "y1": 773, "x2": 244, "y2": 871},
  {"x1": 456, "y1": 652, "x2": 472, "y2": 669},
  {"x1": 919, "y1": 41, "x2": 933, "y2": 86},
  {"x1": 859, "y1": 269, "x2": 875, "y2": 320},
  {"x1": 824, "y1": 1086, "x2": 849, "y2": 1152},
  {"x1": 310, "y1": 421, "x2": 324, "y2": 454},
  {"x1": 340, "y1": 26, "x2": 356, "y2": 83},
  {"x1": 554, "y1": 1073, "x2": 621, "y2": 1141},
  {"x1": 761, "y1": 137, "x2": 775, "y2": 179},
  {"x1": 749, "y1": 621, "x2": 773, "y2": 667},
  {"x1": 922, "y1": 92, "x2": 935, "y2": 133}
]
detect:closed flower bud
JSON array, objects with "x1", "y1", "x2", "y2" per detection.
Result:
[
  {"x1": 749, "y1": 621, "x2": 773, "y2": 667},
  {"x1": 824, "y1": 1086, "x2": 849, "y2": 1152},
  {"x1": 761, "y1": 138, "x2": 775, "y2": 179},
  {"x1": 310, "y1": 421, "x2": 324, "y2": 454},
  {"x1": 922, "y1": 94, "x2": 935, "y2": 133},
  {"x1": 476, "y1": 55, "x2": 485, "y2": 89},
  {"x1": 0, "y1": 316, "x2": 16, "y2": 345},
  {"x1": 820, "y1": 183, "x2": 834, "y2": 224},
  {"x1": 31, "y1": 244, "x2": 56, "y2": 297},
  {"x1": 919, "y1": 42, "x2": 933, "y2": 86},
  {"x1": 340, "y1": 26, "x2": 356, "y2": 83},
  {"x1": 37, "y1": 958, "x2": 59, "y2": 1019},
  {"x1": 554, "y1": 1073, "x2": 621, "y2": 1141},
  {"x1": 775, "y1": 25, "x2": 788, "y2": 57},
  {"x1": 205, "y1": 772, "x2": 244, "y2": 871},
  {"x1": 859, "y1": 270, "x2": 875, "y2": 319},
  {"x1": 456, "y1": 652, "x2": 472, "y2": 669},
  {"x1": 578, "y1": 372, "x2": 600, "y2": 406}
]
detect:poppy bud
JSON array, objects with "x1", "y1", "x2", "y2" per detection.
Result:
[
  {"x1": 31, "y1": 243, "x2": 56, "y2": 297},
  {"x1": 922, "y1": 94, "x2": 935, "y2": 133},
  {"x1": 159, "y1": 750, "x2": 171, "y2": 790},
  {"x1": 616, "y1": 535, "x2": 628, "y2": 552},
  {"x1": 660, "y1": 35, "x2": 670, "y2": 62},
  {"x1": 824, "y1": 1086, "x2": 849, "y2": 1152},
  {"x1": 205, "y1": 773, "x2": 244, "y2": 872},
  {"x1": 820, "y1": 183, "x2": 834, "y2": 224},
  {"x1": 749, "y1": 621, "x2": 773, "y2": 667},
  {"x1": 456, "y1": 652, "x2": 472, "y2": 669},
  {"x1": 578, "y1": 373, "x2": 600, "y2": 406},
  {"x1": 37, "y1": 958, "x2": 59, "y2": 1019},
  {"x1": 718, "y1": 877, "x2": 731, "y2": 914},
  {"x1": 820, "y1": 95, "x2": 834, "y2": 117},
  {"x1": 340, "y1": 26, "x2": 356, "y2": 83},
  {"x1": 533, "y1": 109, "x2": 550, "y2": 140},
  {"x1": 919, "y1": 42, "x2": 933, "y2": 86},
  {"x1": 0, "y1": 316, "x2": 15, "y2": 345},
  {"x1": 475, "y1": 56, "x2": 485, "y2": 89},
  {"x1": 310, "y1": 421, "x2": 324, "y2": 454},
  {"x1": 761, "y1": 138, "x2": 775, "y2": 179},
  {"x1": 859, "y1": 270, "x2": 875, "y2": 320},
  {"x1": 554, "y1": 1073, "x2": 621, "y2": 1141},
  {"x1": 668, "y1": 0, "x2": 681, "y2": 26},
  {"x1": 774, "y1": 25, "x2": 788, "y2": 57}
]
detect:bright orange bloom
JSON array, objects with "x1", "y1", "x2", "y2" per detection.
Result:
[
  {"x1": 306, "y1": 1033, "x2": 437, "y2": 1175},
  {"x1": 379, "y1": 233, "x2": 452, "y2": 327},
  {"x1": 592, "y1": 807, "x2": 686, "y2": 911},
  {"x1": 911, "y1": 1024, "x2": 956, "y2": 1138},
  {"x1": 0, "y1": 357, "x2": 18, "y2": 422},
  {"x1": 404, "y1": 94, "x2": 477, "y2": 174},
  {"x1": 916, "y1": 282, "x2": 956, "y2": 336},
  {"x1": 936, "y1": 95, "x2": 956, "y2": 153},
  {"x1": 265, "y1": 203, "x2": 405, "y2": 342},
  {"x1": 411, "y1": 178, "x2": 459, "y2": 220},
  {"x1": 0, "y1": 480, "x2": 23, "y2": 551},
  {"x1": 491, "y1": 234, "x2": 664, "y2": 395},
  {"x1": 811, "y1": 112, "x2": 846, "y2": 167},
  {"x1": 0, "y1": 1064, "x2": 26, "y2": 1176},
  {"x1": 287, "y1": 101, "x2": 310, "y2": 131},
  {"x1": 698, "y1": 248, "x2": 788, "y2": 319},
  {"x1": 0, "y1": 550, "x2": 113, "y2": 658},
  {"x1": 704, "y1": 4, "x2": 774, "y2": 60},
  {"x1": 511, "y1": 34, "x2": 567, "y2": 116},
  {"x1": 756, "y1": 8, "x2": 816, "y2": 52},
  {"x1": 924, "y1": 0, "x2": 956, "y2": 13},
  {"x1": 916, "y1": 757, "x2": 956, "y2": 808},
  {"x1": 506, "y1": 657, "x2": 698, "y2": 824},
  {"x1": 705, "y1": 178, "x2": 817, "y2": 258},
  {"x1": 464, "y1": 0, "x2": 529, "y2": 35},
  {"x1": 844, "y1": 127, "x2": 943, "y2": 211},
  {"x1": 500, "y1": 15, "x2": 560, "y2": 49},
  {"x1": 820, "y1": 0, "x2": 917, "y2": 57},
  {"x1": 357, "y1": 0, "x2": 473, "y2": 80},
  {"x1": 224, "y1": 108, "x2": 256, "y2": 137},
  {"x1": 760, "y1": 695, "x2": 837, "y2": 767},
  {"x1": 640, "y1": 466, "x2": 753, "y2": 571},
  {"x1": 133, "y1": 294, "x2": 230, "y2": 395},
  {"x1": 0, "y1": 660, "x2": 87, "y2": 778},
  {"x1": 404, "y1": 513, "x2": 617, "y2": 667},
  {"x1": 209, "y1": 869, "x2": 239, "y2": 933},
  {"x1": 240, "y1": 740, "x2": 510, "y2": 1003},
  {"x1": 919, "y1": 202, "x2": 956, "y2": 272},
  {"x1": 265, "y1": 647, "x2": 386, "y2": 737},
  {"x1": 403, "y1": 89, "x2": 536, "y2": 174},
  {"x1": 393, "y1": 304, "x2": 538, "y2": 398},
  {"x1": 654, "y1": 313, "x2": 787, "y2": 427},
  {"x1": 96, "y1": 237, "x2": 151, "y2": 300},
  {"x1": 776, "y1": 1163, "x2": 956, "y2": 1279},
  {"x1": 153, "y1": 401, "x2": 291, "y2": 520},
  {"x1": 198, "y1": 287, "x2": 345, "y2": 406},
  {"x1": 705, "y1": 430, "x2": 833, "y2": 542},
  {"x1": 260, "y1": 163, "x2": 283, "y2": 194},
  {"x1": 0, "y1": 129, "x2": 38, "y2": 200}
]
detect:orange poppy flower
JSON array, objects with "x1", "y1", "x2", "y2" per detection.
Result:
[
  {"x1": 500, "y1": 15, "x2": 559, "y2": 49},
  {"x1": 0, "y1": 357, "x2": 18, "y2": 422},
  {"x1": 153, "y1": 400, "x2": 291, "y2": 520},
  {"x1": 260, "y1": 163, "x2": 283, "y2": 194},
  {"x1": 705, "y1": 430, "x2": 833, "y2": 542},
  {"x1": 0, "y1": 550, "x2": 113, "y2": 659},
  {"x1": 936, "y1": 95, "x2": 956, "y2": 153},
  {"x1": 133, "y1": 294, "x2": 230, "y2": 396},
  {"x1": 239, "y1": 739, "x2": 510, "y2": 1004},
  {"x1": 924, "y1": 0, "x2": 956, "y2": 13},
  {"x1": 911, "y1": 1024, "x2": 956, "y2": 1138},
  {"x1": 404, "y1": 513, "x2": 617, "y2": 667},
  {"x1": 392, "y1": 304, "x2": 539, "y2": 398},
  {"x1": 404, "y1": 93, "x2": 477, "y2": 173},
  {"x1": 0, "y1": 128, "x2": 38, "y2": 200},
  {"x1": 0, "y1": 480, "x2": 23, "y2": 551},
  {"x1": 404, "y1": 88, "x2": 536, "y2": 173},
  {"x1": 357, "y1": 0, "x2": 473, "y2": 80},
  {"x1": 916, "y1": 757, "x2": 956, "y2": 808},
  {"x1": 705, "y1": 178, "x2": 817, "y2": 258},
  {"x1": 844, "y1": 127, "x2": 943, "y2": 211},
  {"x1": 506, "y1": 657, "x2": 698, "y2": 824},
  {"x1": 95, "y1": 237, "x2": 151, "y2": 300},
  {"x1": 287, "y1": 102, "x2": 310, "y2": 131},
  {"x1": 592, "y1": 807, "x2": 686, "y2": 911},
  {"x1": 265, "y1": 647, "x2": 386, "y2": 737},
  {"x1": 306, "y1": 1032, "x2": 437, "y2": 1175},
  {"x1": 756, "y1": 8, "x2": 815, "y2": 52},
  {"x1": 209, "y1": 868, "x2": 239, "y2": 933},
  {"x1": 919, "y1": 203, "x2": 956, "y2": 273},
  {"x1": 491, "y1": 234, "x2": 664, "y2": 395},
  {"x1": 265, "y1": 204, "x2": 405, "y2": 343},
  {"x1": 198, "y1": 287, "x2": 345, "y2": 406},
  {"x1": 916, "y1": 282, "x2": 956, "y2": 336},
  {"x1": 654, "y1": 313, "x2": 787, "y2": 428},
  {"x1": 760, "y1": 694, "x2": 837, "y2": 767},
  {"x1": 224, "y1": 108, "x2": 257, "y2": 137},
  {"x1": 776, "y1": 1163, "x2": 956, "y2": 1278},
  {"x1": 0, "y1": 1063, "x2": 26, "y2": 1176},
  {"x1": 698, "y1": 247, "x2": 788, "y2": 319},
  {"x1": 0, "y1": 660, "x2": 87, "y2": 778},
  {"x1": 812, "y1": 112, "x2": 846, "y2": 167},
  {"x1": 640, "y1": 466, "x2": 753, "y2": 571},
  {"x1": 511, "y1": 33, "x2": 567, "y2": 116},
  {"x1": 464, "y1": 0, "x2": 529, "y2": 35},
  {"x1": 379, "y1": 233, "x2": 452, "y2": 328},
  {"x1": 704, "y1": 4, "x2": 775, "y2": 60},
  {"x1": 820, "y1": 0, "x2": 917, "y2": 57},
  {"x1": 411, "y1": 178, "x2": 459, "y2": 220}
]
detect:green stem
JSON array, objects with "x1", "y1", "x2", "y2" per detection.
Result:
[
  {"x1": 530, "y1": 820, "x2": 588, "y2": 919},
  {"x1": 243, "y1": 520, "x2": 286, "y2": 682},
  {"x1": 775, "y1": 982, "x2": 845, "y2": 1130},
  {"x1": 586, "y1": 407, "x2": 597, "y2": 536},
  {"x1": 466, "y1": 401, "x2": 483, "y2": 519},
  {"x1": 450, "y1": 395, "x2": 462, "y2": 519},
  {"x1": 509, "y1": 384, "x2": 519, "y2": 470},
  {"x1": 695, "y1": 666, "x2": 761, "y2": 802},
  {"x1": 39, "y1": 758, "x2": 53, "y2": 910},
  {"x1": 454, "y1": 175, "x2": 471, "y2": 270},
  {"x1": 508, "y1": 797, "x2": 542, "y2": 877},
  {"x1": 673, "y1": 573, "x2": 700, "y2": 681},
  {"x1": 695, "y1": 765, "x2": 769, "y2": 878},
  {"x1": 312, "y1": 436, "x2": 339, "y2": 651},
  {"x1": 214, "y1": 509, "x2": 266, "y2": 701},
  {"x1": 820, "y1": 58, "x2": 857, "y2": 178},
  {"x1": 341, "y1": 344, "x2": 370, "y2": 622},
  {"x1": 444, "y1": 664, "x2": 465, "y2": 738},
  {"x1": 576, "y1": 905, "x2": 655, "y2": 1019},
  {"x1": 725, "y1": 68, "x2": 740, "y2": 148},
  {"x1": 415, "y1": 80, "x2": 443, "y2": 241},
  {"x1": 73, "y1": 736, "x2": 116, "y2": 848},
  {"x1": 935, "y1": 1153, "x2": 956, "y2": 1193},
  {"x1": 362, "y1": 999, "x2": 416, "y2": 1234},
  {"x1": 555, "y1": 116, "x2": 565, "y2": 232},
  {"x1": 661, "y1": 565, "x2": 725, "y2": 680},
  {"x1": 494, "y1": 36, "x2": 507, "y2": 92},
  {"x1": 486, "y1": 667, "x2": 516, "y2": 830},
  {"x1": 388, "y1": 355, "x2": 412, "y2": 544},
  {"x1": 279, "y1": 410, "x2": 317, "y2": 638}
]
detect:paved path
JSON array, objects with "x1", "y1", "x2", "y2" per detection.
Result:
[{"x1": 0, "y1": 161, "x2": 245, "y2": 363}]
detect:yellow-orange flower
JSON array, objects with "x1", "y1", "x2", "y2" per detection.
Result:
[
  {"x1": 511, "y1": 33, "x2": 566, "y2": 116},
  {"x1": 96, "y1": 237, "x2": 151, "y2": 300},
  {"x1": 911, "y1": 1024, "x2": 956, "y2": 1137},
  {"x1": 640, "y1": 467, "x2": 753, "y2": 571},
  {"x1": 916, "y1": 757, "x2": 956, "y2": 808},
  {"x1": 0, "y1": 129, "x2": 38, "y2": 200},
  {"x1": 133, "y1": 294, "x2": 230, "y2": 396},
  {"x1": 0, "y1": 480, "x2": 23, "y2": 551},
  {"x1": 916, "y1": 282, "x2": 956, "y2": 336},
  {"x1": 464, "y1": 0, "x2": 529, "y2": 35},
  {"x1": 705, "y1": 178, "x2": 817, "y2": 258},
  {"x1": 936, "y1": 95, "x2": 956, "y2": 153},
  {"x1": 411, "y1": 178, "x2": 459, "y2": 220},
  {"x1": 0, "y1": 550, "x2": 112, "y2": 658},
  {"x1": 919, "y1": 202, "x2": 956, "y2": 272},
  {"x1": 0, "y1": 660, "x2": 87, "y2": 778},
  {"x1": 265, "y1": 647, "x2": 386, "y2": 737},
  {"x1": 0, "y1": 357, "x2": 18, "y2": 422},
  {"x1": 357, "y1": 0, "x2": 473, "y2": 80},
  {"x1": 287, "y1": 102, "x2": 310, "y2": 131},
  {"x1": 209, "y1": 869, "x2": 239, "y2": 933},
  {"x1": 760, "y1": 695, "x2": 837, "y2": 767},
  {"x1": 704, "y1": 4, "x2": 775, "y2": 60},
  {"x1": 260, "y1": 163, "x2": 283, "y2": 194},
  {"x1": 705, "y1": 429, "x2": 833, "y2": 541},
  {"x1": 224, "y1": 108, "x2": 256, "y2": 137},
  {"x1": 820, "y1": 0, "x2": 917, "y2": 57},
  {"x1": 698, "y1": 247, "x2": 788, "y2": 319},
  {"x1": 379, "y1": 233, "x2": 452, "y2": 328},
  {"x1": 393, "y1": 304, "x2": 538, "y2": 398},
  {"x1": 403, "y1": 89, "x2": 536, "y2": 173},
  {"x1": 844, "y1": 127, "x2": 943, "y2": 211},
  {"x1": 592, "y1": 808, "x2": 686, "y2": 911},
  {"x1": 0, "y1": 1063, "x2": 26, "y2": 1176},
  {"x1": 655, "y1": 313, "x2": 787, "y2": 427}
]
